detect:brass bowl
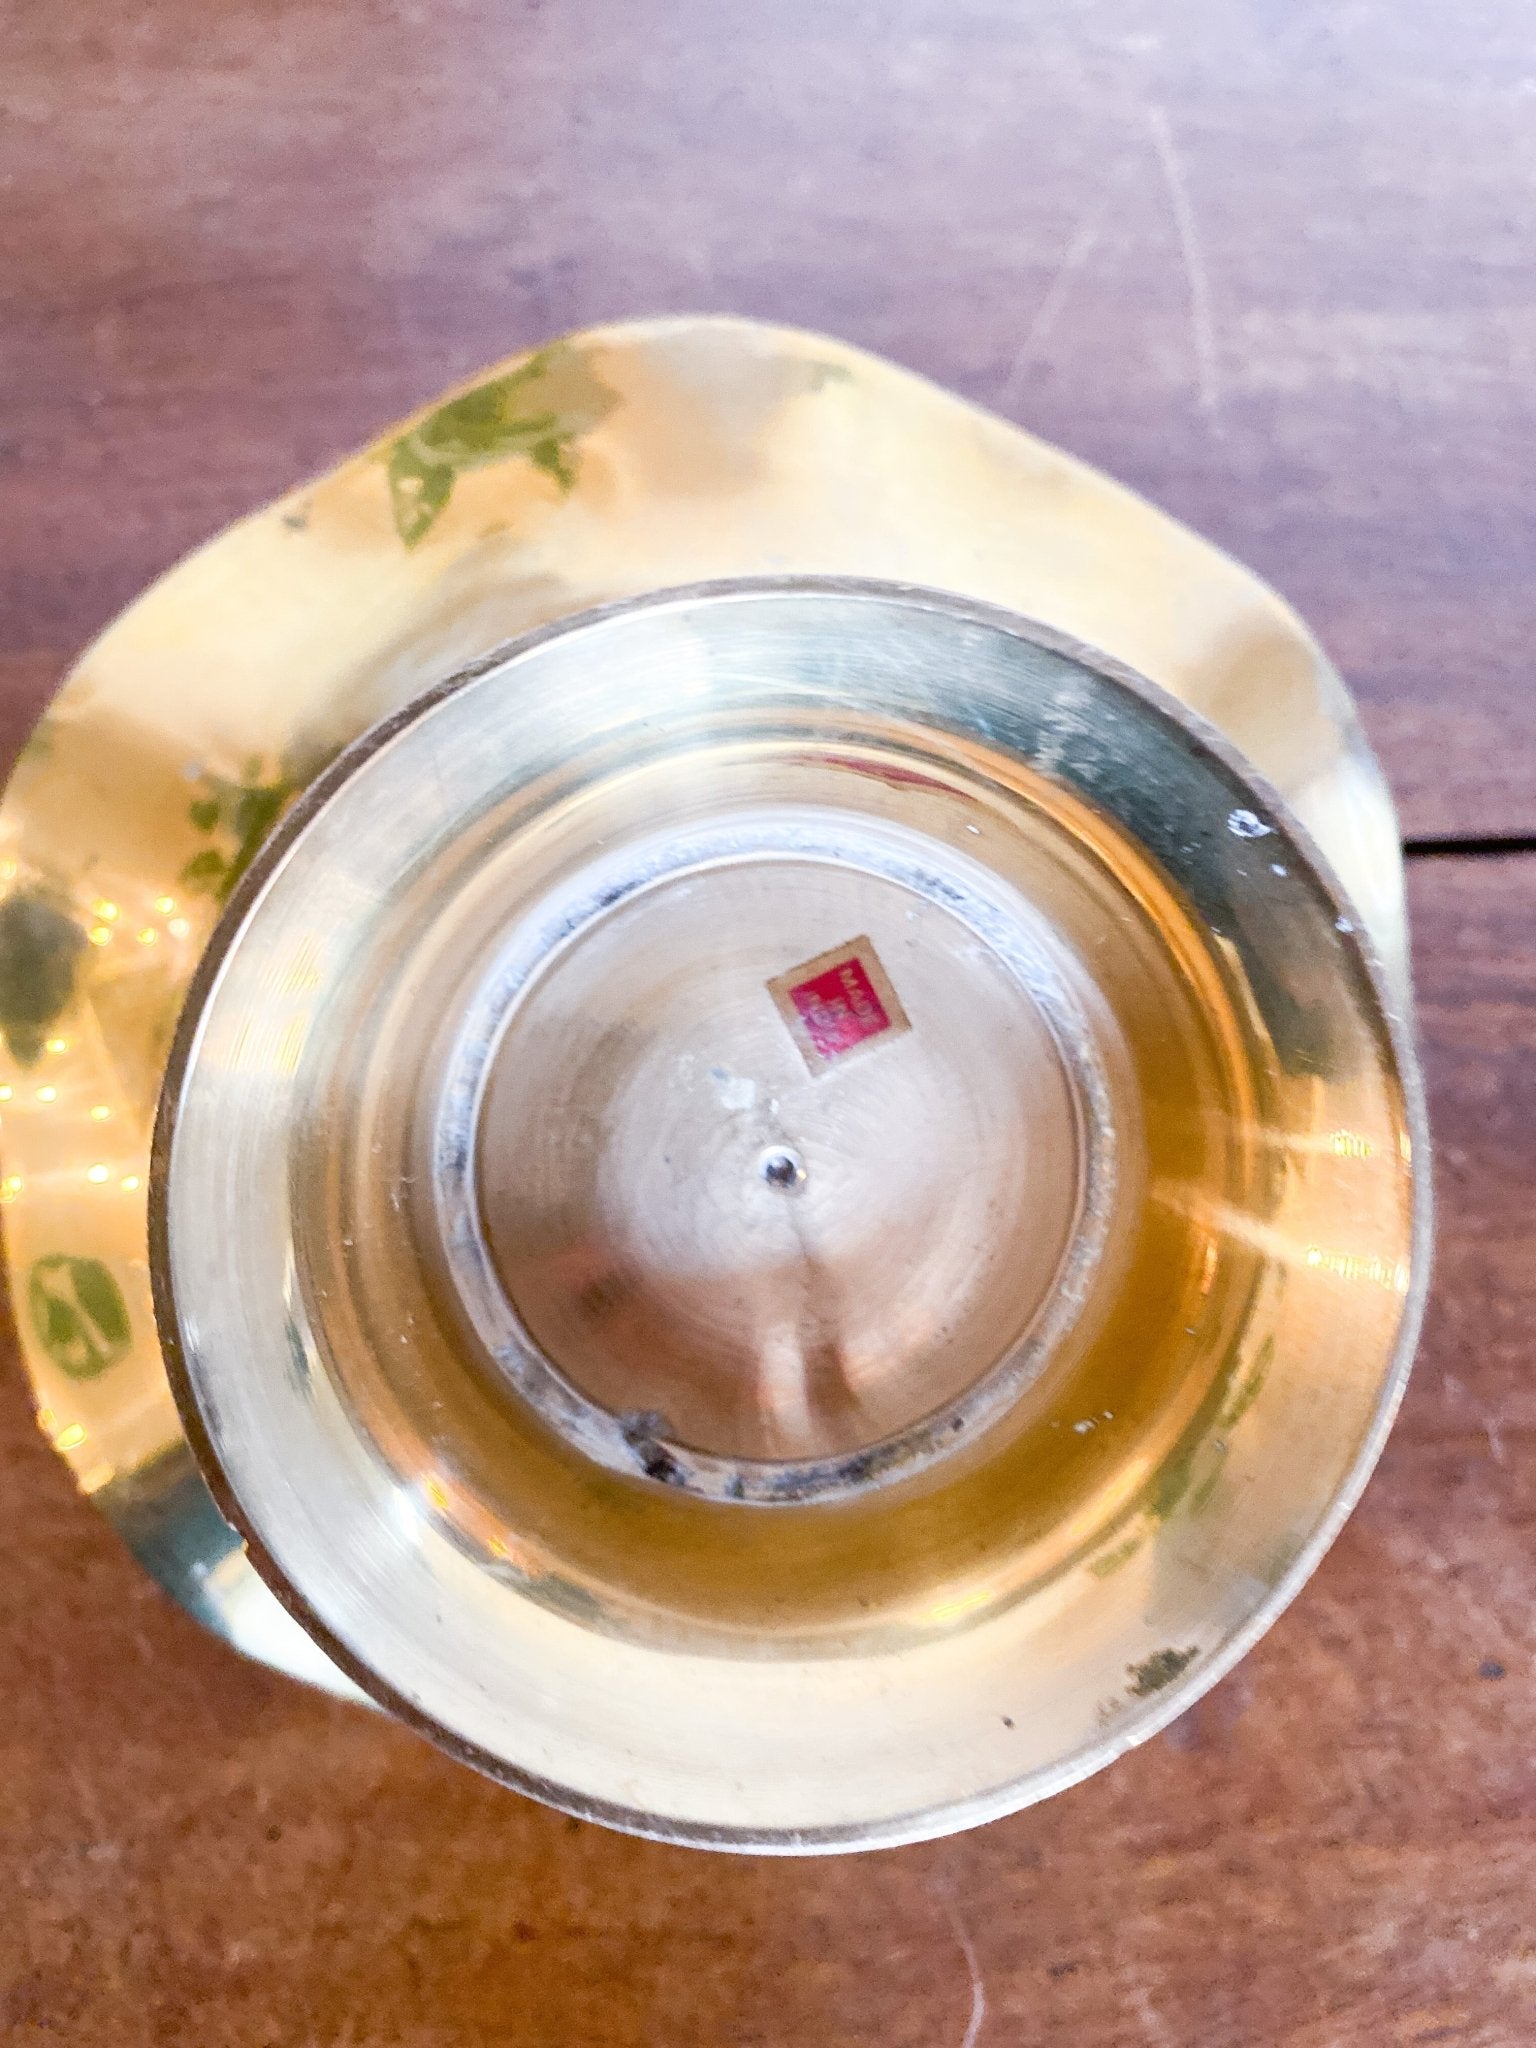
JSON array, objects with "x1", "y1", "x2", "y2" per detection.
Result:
[
  {"x1": 0, "y1": 320, "x2": 1428, "y2": 1844},
  {"x1": 152, "y1": 578, "x2": 1425, "y2": 1848}
]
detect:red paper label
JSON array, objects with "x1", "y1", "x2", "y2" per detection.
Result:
[
  {"x1": 769, "y1": 937, "x2": 910, "y2": 1073},
  {"x1": 786, "y1": 957, "x2": 892, "y2": 1060}
]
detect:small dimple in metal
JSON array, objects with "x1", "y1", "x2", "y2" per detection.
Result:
[{"x1": 760, "y1": 1147, "x2": 806, "y2": 1191}]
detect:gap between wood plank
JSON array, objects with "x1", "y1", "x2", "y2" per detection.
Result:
[{"x1": 1403, "y1": 835, "x2": 1536, "y2": 861}]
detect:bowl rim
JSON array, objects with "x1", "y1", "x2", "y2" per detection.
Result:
[{"x1": 148, "y1": 572, "x2": 1433, "y2": 1854}]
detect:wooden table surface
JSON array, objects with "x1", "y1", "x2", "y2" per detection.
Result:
[{"x1": 3, "y1": 4, "x2": 1534, "y2": 2042}]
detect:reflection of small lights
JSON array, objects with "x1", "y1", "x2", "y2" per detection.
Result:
[
  {"x1": 388, "y1": 1489, "x2": 423, "y2": 1538},
  {"x1": 87, "y1": 1164, "x2": 110, "y2": 1183},
  {"x1": 120, "y1": 1175, "x2": 141, "y2": 1193},
  {"x1": 1330, "y1": 1130, "x2": 1374, "y2": 1160},
  {"x1": 35, "y1": 1085, "x2": 56, "y2": 1103},
  {"x1": 136, "y1": 928, "x2": 158, "y2": 946},
  {"x1": 278, "y1": 937, "x2": 324, "y2": 997},
  {"x1": 1304, "y1": 1245, "x2": 1404, "y2": 1287},
  {"x1": 924, "y1": 1585, "x2": 994, "y2": 1626},
  {"x1": 0, "y1": 1174, "x2": 23, "y2": 1201},
  {"x1": 89, "y1": 1104, "x2": 110, "y2": 1121},
  {"x1": 93, "y1": 900, "x2": 119, "y2": 922},
  {"x1": 0, "y1": 858, "x2": 16, "y2": 881},
  {"x1": 45, "y1": 1037, "x2": 67, "y2": 1054},
  {"x1": 269, "y1": 1014, "x2": 309, "y2": 1076},
  {"x1": 88, "y1": 926, "x2": 113, "y2": 946},
  {"x1": 54, "y1": 1421, "x2": 87, "y2": 1451},
  {"x1": 424, "y1": 1477, "x2": 449, "y2": 1512},
  {"x1": 154, "y1": 895, "x2": 177, "y2": 914},
  {"x1": 80, "y1": 1461, "x2": 116, "y2": 1493},
  {"x1": 0, "y1": 1085, "x2": 12, "y2": 1102},
  {"x1": 36, "y1": 1407, "x2": 56, "y2": 1434},
  {"x1": 167, "y1": 917, "x2": 191, "y2": 939}
]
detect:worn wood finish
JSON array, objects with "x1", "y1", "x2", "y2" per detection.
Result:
[
  {"x1": 3, "y1": 4, "x2": 1534, "y2": 2042},
  {"x1": 3, "y1": 1, "x2": 1536, "y2": 837},
  {"x1": 0, "y1": 857, "x2": 1526, "y2": 2045}
]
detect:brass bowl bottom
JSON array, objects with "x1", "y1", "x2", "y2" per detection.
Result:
[{"x1": 149, "y1": 582, "x2": 1424, "y2": 1847}]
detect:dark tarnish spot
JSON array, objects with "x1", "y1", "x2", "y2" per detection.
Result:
[
  {"x1": 576, "y1": 1269, "x2": 632, "y2": 1322},
  {"x1": 637, "y1": 1444, "x2": 683, "y2": 1486},
  {"x1": 831, "y1": 1428, "x2": 930, "y2": 1491},
  {"x1": 282, "y1": 1315, "x2": 315, "y2": 1397},
  {"x1": 1479, "y1": 1659, "x2": 1506, "y2": 1680},
  {"x1": 0, "y1": 892, "x2": 85, "y2": 1064},
  {"x1": 1127, "y1": 1646, "x2": 1199, "y2": 1699},
  {"x1": 621, "y1": 1413, "x2": 686, "y2": 1488},
  {"x1": 530, "y1": 1573, "x2": 605, "y2": 1626}
]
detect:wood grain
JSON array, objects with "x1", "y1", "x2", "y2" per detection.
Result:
[
  {"x1": 3, "y1": 1, "x2": 1535, "y2": 836},
  {"x1": 3, "y1": 5, "x2": 1535, "y2": 2041},
  {"x1": 0, "y1": 858, "x2": 1526, "y2": 2045}
]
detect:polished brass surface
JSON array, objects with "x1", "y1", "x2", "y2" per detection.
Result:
[
  {"x1": 0, "y1": 319, "x2": 1426, "y2": 1840},
  {"x1": 150, "y1": 581, "x2": 1426, "y2": 1849},
  {"x1": 460, "y1": 808, "x2": 1111, "y2": 1500}
]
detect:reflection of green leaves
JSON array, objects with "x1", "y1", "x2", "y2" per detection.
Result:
[
  {"x1": 1187, "y1": 1459, "x2": 1226, "y2": 1517},
  {"x1": 180, "y1": 764, "x2": 300, "y2": 905},
  {"x1": 385, "y1": 346, "x2": 617, "y2": 548},
  {"x1": 388, "y1": 443, "x2": 456, "y2": 547},
  {"x1": 0, "y1": 891, "x2": 85, "y2": 1064},
  {"x1": 18, "y1": 720, "x2": 55, "y2": 767},
  {"x1": 1088, "y1": 1535, "x2": 1143, "y2": 1579},
  {"x1": 1148, "y1": 1334, "x2": 1275, "y2": 1529},
  {"x1": 1220, "y1": 1335, "x2": 1273, "y2": 1431},
  {"x1": 1152, "y1": 1430, "x2": 1233, "y2": 1525},
  {"x1": 29, "y1": 1255, "x2": 132, "y2": 1380},
  {"x1": 1151, "y1": 1436, "x2": 1201, "y2": 1524},
  {"x1": 180, "y1": 847, "x2": 227, "y2": 889}
]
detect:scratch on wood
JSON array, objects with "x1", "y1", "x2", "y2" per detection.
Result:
[
  {"x1": 1146, "y1": 103, "x2": 1222, "y2": 421},
  {"x1": 69, "y1": 1761, "x2": 109, "y2": 1842},
  {"x1": 939, "y1": 1885, "x2": 988, "y2": 2048},
  {"x1": 997, "y1": 164, "x2": 1125, "y2": 407}
]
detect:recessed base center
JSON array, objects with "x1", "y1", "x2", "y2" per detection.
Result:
[
  {"x1": 441, "y1": 806, "x2": 1113, "y2": 1502},
  {"x1": 759, "y1": 1146, "x2": 807, "y2": 1191}
]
